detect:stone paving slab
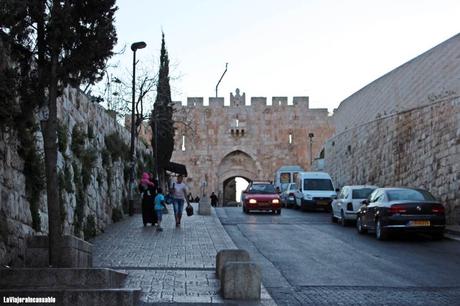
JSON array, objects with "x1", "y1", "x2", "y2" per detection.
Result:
[{"x1": 92, "y1": 204, "x2": 276, "y2": 305}]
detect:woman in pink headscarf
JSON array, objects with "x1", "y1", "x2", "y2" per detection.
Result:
[{"x1": 138, "y1": 172, "x2": 157, "y2": 227}]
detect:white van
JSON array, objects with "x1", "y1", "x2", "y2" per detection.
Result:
[
  {"x1": 273, "y1": 165, "x2": 305, "y2": 193},
  {"x1": 294, "y1": 172, "x2": 337, "y2": 211}
]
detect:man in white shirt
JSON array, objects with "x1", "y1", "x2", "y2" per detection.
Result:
[{"x1": 171, "y1": 175, "x2": 190, "y2": 226}]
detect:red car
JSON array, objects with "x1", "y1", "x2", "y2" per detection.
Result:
[{"x1": 242, "y1": 182, "x2": 281, "y2": 214}]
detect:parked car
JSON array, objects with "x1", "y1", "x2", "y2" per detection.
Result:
[
  {"x1": 280, "y1": 183, "x2": 298, "y2": 208},
  {"x1": 294, "y1": 172, "x2": 337, "y2": 211},
  {"x1": 356, "y1": 187, "x2": 445, "y2": 240},
  {"x1": 242, "y1": 182, "x2": 281, "y2": 214},
  {"x1": 331, "y1": 185, "x2": 378, "y2": 226}
]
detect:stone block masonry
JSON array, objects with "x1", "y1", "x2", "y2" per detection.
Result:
[
  {"x1": 323, "y1": 96, "x2": 460, "y2": 224},
  {"x1": 0, "y1": 87, "x2": 151, "y2": 266},
  {"x1": 170, "y1": 89, "x2": 334, "y2": 203}
]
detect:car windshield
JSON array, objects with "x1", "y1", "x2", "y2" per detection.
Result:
[
  {"x1": 352, "y1": 188, "x2": 376, "y2": 199},
  {"x1": 387, "y1": 189, "x2": 436, "y2": 201},
  {"x1": 248, "y1": 184, "x2": 276, "y2": 194},
  {"x1": 303, "y1": 179, "x2": 334, "y2": 191},
  {"x1": 290, "y1": 184, "x2": 297, "y2": 190}
]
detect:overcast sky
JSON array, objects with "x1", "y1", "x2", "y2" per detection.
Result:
[{"x1": 112, "y1": 0, "x2": 460, "y2": 111}]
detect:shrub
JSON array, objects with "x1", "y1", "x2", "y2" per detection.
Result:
[
  {"x1": 112, "y1": 208, "x2": 123, "y2": 223},
  {"x1": 57, "y1": 122, "x2": 68, "y2": 153},
  {"x1": 104, "y1": 132, "x2": 129, "y2": 161},
  {"x1": 81, "y1": 148, "x2": 97, "y2": 189},
  {"x1": 71, "y1": 124, "x2": 86, "y2": 158},
  {"x1": 83, "y1": 215, "x2": 96, "y2": 240}
]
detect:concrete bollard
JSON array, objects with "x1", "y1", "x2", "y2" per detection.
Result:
[
  {"x1": 221, "y1": 261, "x2": 261, "y2": 300},
  {"x1": 216, "y1": 249, "x2": 250, "y2": 279},
  {"x1": 198, "y1": 197, "x2": 211, "y2": 215}
]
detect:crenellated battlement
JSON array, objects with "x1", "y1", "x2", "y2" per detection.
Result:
[{"x1": 176, "y1": 89, "x2": 310, "y2": 108}]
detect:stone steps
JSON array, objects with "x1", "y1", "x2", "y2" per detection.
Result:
[
  {"x1": 0, "y1": 288, "x2": 141, "y2": 306},
  {"x1": 0, "y1": 268, "x2": 140, "y2": 306},
  {"x1": 0, "y1": 268, "x2": 127, "y2": 289}
]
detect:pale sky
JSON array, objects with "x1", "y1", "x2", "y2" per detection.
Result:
[{"x1": 112, "y1": 0, "x2": 460, "y2": 112}]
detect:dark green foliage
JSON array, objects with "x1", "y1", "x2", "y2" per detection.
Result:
[
  {"x1": 0, "y1": 64, "x2": 19, "y2": 130},
  {"x1": 111, "y1": 208, "x2": 123, "y2": 223},
  {"x1": 104, "y1": 132, "x2": 129, "y2": 161},
  {"x1": 143, "y1": 152, "x2": 154, "y2": 172},
  {"x1": 17, "y1": 125, "x2": 44, "y2": 232},
  {"x1": 87, "y1": 124, "x2": 95, "y2": 140},
  {"x1": 63, "y1": 163, "x2": 73, "y2": 193},
  {"x1": 71, "y1": 124, "x2": 86, "y2": 158},
  {"x1": 123, "y1": 163, "x2": 131, "y2": 183},
  {"x1": 101, "y1": 149, "x2": 111, "y2": 167},
  {"x1": 83, "y1": 215, "x2": 96, "y2": 241},
  {"x1": 57, "y1": 122, "x2": 68, "y2": 153},
  {"x1": 81, "y1": 148, "x2": 97, "y2": 189},
  {"x1": 151, "y1": 33, "x2": 175, "y2": 178},
  {"x1": 106, "y1": 167, "x2": 113, "y2": 192}
]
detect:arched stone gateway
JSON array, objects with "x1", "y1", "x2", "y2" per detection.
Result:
[
  {"x1": 169, "y1": 89, "x2": 334, "y2": 203},
  {"x1": 217, "y1": 150, "x2": 259, "y2": 205}
]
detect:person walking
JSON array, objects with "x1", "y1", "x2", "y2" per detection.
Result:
[
  {"x1": 154, "y1": 188, "x2": 166, "y2": 232},
  {"x1": 139, "y1": 172, "x2": 157, "y2": 227},
  {"x1": 170, "y1": 174, "x2": 189, "y2": 227},
  {"x1": 210, "y1": 192, "x2": 218, "y2": 207}
]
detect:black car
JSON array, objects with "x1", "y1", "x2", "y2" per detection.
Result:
[{"x1": 356, "y1": 187, "x2": 445, "y2": 240}]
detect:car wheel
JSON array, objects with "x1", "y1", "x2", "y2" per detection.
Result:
[
  {"x1": 432, "y1": 231, "x2": 444, "y2": 240},
  {"x1": 375, "y1": 219, "x2": 389, "y2": 241},
  {"x1": 277, "y1": 209, "x2": 281, "y2": 215},
  {"x1": 356, "y1": 216, "x2": 367, "y2": 234},
  {"x1": 340, "y1": 211, "x2": 348, "y2": 227},
  {"x1": 331, "y1": 212, "x2": 338, "y2": 223}
]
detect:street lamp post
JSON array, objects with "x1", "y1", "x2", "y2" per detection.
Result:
[
  {"x1": 129, "y1": 41, "x2": 146, "y2": 216},
  {"x1": 308, "y1": 132, "x2": 314, "y2": 167}
]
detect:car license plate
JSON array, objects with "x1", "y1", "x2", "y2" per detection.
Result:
[
  {"x1": 408, "y1": 220, "x2": 430, "y2": 227},
  {"x1": 317, "y1": 201, "x2": 328, "y2": 206},
  {"x1": 258, "y1": 202, "x2": 270, "y2": 206}
]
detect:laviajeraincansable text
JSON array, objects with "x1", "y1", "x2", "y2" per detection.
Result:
[{"x1": 3, "y1": 296, "x2": 56, "y2": 304}]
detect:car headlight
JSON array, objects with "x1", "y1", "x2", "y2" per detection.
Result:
[
  {"x1": 305, "y1": 194, "x2": 313, "y2": 200},
  {"x1": 249, "y1": 199, "x2": 257, "y2": 204},
  {"x1": 272, "y1": 199, "x2": 280, "y2": 204}
]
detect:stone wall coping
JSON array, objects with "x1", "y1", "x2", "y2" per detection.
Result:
[{"x1": 329, "y1": 95, "x2": 460, "y2": 141}]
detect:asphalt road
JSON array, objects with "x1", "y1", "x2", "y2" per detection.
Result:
[{"x1": 216, "y1": 206, "x2": 460, "y2": 306}]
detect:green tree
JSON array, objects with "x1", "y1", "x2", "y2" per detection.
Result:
[
  {"x1": 150, "y1": 33, "x2": 175, "y2": 183},
  {"x1": 0, "y1": 0, "x2": 117, "y2": 266}
]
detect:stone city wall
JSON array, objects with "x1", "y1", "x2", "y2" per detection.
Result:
[
  {"x1": 333, "y1": 33, "x2": 460, "y2": 133},
  {"x1": 170, "y1": 90, "x2": 334, "y2": 202},
  {"x1": 323, "y1": 96, "x2": 460, "y2": 224},
  {"x1": 0, "y1": 87, "x2": 151, "y2": 266}
]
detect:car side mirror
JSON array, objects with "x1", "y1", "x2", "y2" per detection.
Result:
[{"x1": 361, "y1": 199, "x2": 369, "y2": 205}]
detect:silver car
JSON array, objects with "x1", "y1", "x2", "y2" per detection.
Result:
[{"x1": 331, "y1": 185, "x2": 378, "y2": 226}]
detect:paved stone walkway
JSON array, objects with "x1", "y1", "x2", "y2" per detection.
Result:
[{"x1": 92, "y1": 203, "x2": 275, "y2": 305}]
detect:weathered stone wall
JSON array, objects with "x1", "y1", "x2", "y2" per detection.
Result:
[
  {"x1": 170, "y1": 89, "x2": 334, "y2": 202},
  {"x1": 323, "y1": 96, "x2": 460, "y2": 224},
  {"x1": 333, "y1": 33, "x2": 460, "y2": 133},
  {"x1": 0, "y1": 87, "x2": 150, "y2": 266}
]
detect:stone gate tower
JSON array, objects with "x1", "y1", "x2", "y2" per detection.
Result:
[{"x1": 171, "y1": 89, "x2": 334, "y2": 204}]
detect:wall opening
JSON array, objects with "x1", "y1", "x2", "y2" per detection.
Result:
[
  {"x1": 181, "y1": 135, "x2": 185, "y2": 151},
  {"x1": 289, "y1": 133, "x2": 293, "y2": 144},
  {"x1": 223, "y1": 176, "x2": 250, "y2": 205}
]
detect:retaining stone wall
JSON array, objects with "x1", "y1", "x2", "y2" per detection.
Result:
[
  {"x1": 324, "y1": 96, "x2": 460, "y2": 224},
  {"x1": 0, "y1": 87, "x2": 151, "y2": 266}
]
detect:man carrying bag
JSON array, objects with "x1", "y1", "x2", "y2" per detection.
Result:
[{"x1": 170, "y1": 175, "x2": 191, "y2": 226}]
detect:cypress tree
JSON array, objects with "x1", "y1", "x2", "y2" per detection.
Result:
[{"x1": 151, "y1": 33, "x2": 175, "y2": 182}]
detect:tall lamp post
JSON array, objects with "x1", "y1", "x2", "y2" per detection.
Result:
[
  {"x1": 308, "y1": 132, "x2": 314, "y2": 167},
  {"x1": 128, "y1": 41, "x2": 147, "y2": 216}
]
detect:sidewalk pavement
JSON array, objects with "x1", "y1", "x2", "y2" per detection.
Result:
[
  {"x1": 446, "y1": 225, "x2": 460, "y2": 241},
  {"x1": 92, "y1": 203, "x2": 276, "y2": 305}
]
